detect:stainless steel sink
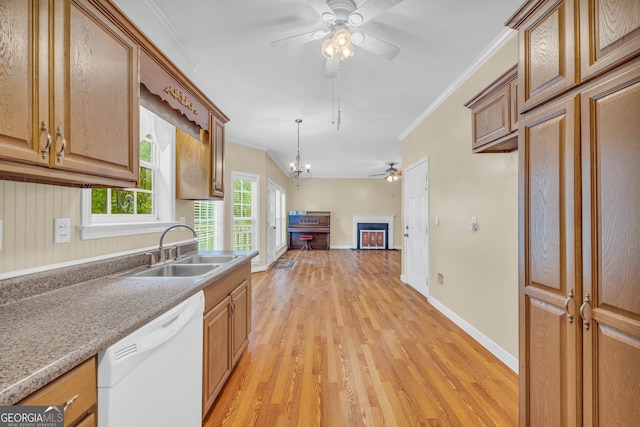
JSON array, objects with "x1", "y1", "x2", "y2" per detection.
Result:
[
  {"x1": 174, "y1": 255, "x2": 240, "y2": 265},
  {"x1": 124, "y1": 263, "x2": 219, "y2": 278}
]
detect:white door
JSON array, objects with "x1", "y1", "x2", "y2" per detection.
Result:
[
  {"x1": 404, "y1": 158, "x2": 429, "y2": 298},
  {"x1": 267, "y1": 182, "x2": 277, "y2": 265}
]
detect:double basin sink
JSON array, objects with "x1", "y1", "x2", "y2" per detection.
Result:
[{"x1": 121, "y1": 254, "x2": 241, "y2": 278}]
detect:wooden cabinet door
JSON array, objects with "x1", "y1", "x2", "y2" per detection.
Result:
[
  {"x1": 210, "y1": 115, "x2": 225, "y2": 199},
  {"x1": 519, "y1": 0, "x2": 578, "y2": 112},
  {"x1": 471, "y1": 83, "x2": 511, "y2": 150},
  {"x1": 231, "y1": 280, "x2": 249, "y2": 365},
  {"x1": 519, "y1": 95, "x2": 582, "y2": 426},
  {"x1": 51, "y1": 0, "x2": 138, "y2": 183},
  {"x1": 203, "y1": 296, "x2": 231, "y2": 417},
  {"x1": 579, "y1": 0, "x2": 640, "y2": 81},
  {"x1": 0, "y1": 0, "x2": 49, "y2": 167},
  {"x1": 580, "y1": 60, "x2": 640, "y2": 426},
  {"x1": 176, "y1": 127, "x2": 210, "y2": 200},
  {"x1": 509, "y1": 77, "x2": 519, "y2": 131}
]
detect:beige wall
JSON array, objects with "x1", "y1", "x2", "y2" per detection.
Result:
[
  {"x1": 401, "y1": 36, "x2": 519, "y2": 358},
  {"x1": 286, "y1": 178, "x2": 402, "y2": 248}
]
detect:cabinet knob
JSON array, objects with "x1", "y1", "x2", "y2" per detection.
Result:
[{"x1": 41, "y1": 121, "x2": 52, "y2": 159}]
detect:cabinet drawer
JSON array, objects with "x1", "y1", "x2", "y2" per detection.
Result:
[{"x1": 19, "y1": 357, "x2": 97, "y2": 427}]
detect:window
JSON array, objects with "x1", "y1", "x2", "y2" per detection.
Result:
[
  {"x1": 270, "y1": 181, "x2": 287, "y2": 249},
  {"x1": 232, "y1": 173, "x2": 259, "y2": 255},
  {"x1": 194, "y1": 200, "x2": 224, "y2": 251},
  {"x1": 79, "y1": 107, "x2": 176, "y2": 239}
]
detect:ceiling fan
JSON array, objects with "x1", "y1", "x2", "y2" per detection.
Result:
[
  {"x1": 271, "y1": 0, "x2": 404, "y2": 65},
  {"x1": 370, "y1": 162, "x2": 402, "y2": 181}
]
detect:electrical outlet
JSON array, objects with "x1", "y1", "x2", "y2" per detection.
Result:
[
  {"x1": 438, "y1": 273, "x2": 444, "y2": 285},
  {"x1": 54, "y1": 218, "x2": 71, "y2": 244}
]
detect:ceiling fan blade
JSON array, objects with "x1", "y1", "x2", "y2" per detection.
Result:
[
  {"x1": 352, "y1": 32, "x2": 400, "y2": 60},
  {"x1": 348, "y1": 0, "x2": 405, "y2": 26},
  {"x1": 369, "y1": 173, "x2": 386, "y2": 177},
  {"x1": 324, "y1": 57, "x2": 339, "y2": 78},
  {"x1": 271, "y1": 30, "x2": 327, "y2": 50},
  {"x1": 306, "y1": 0, "x2": 336, "y2": 22}
]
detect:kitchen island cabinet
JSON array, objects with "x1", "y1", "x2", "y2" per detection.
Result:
[{"x1": 0, "y1": 0, "x2": 139, "y2": 188}]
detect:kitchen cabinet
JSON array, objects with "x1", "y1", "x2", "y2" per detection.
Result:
[
  {"x1": 140, "y1": 44, "x2": 227, "y2": 200},
  {"x1": 19, "y1": 357, "x2": 97, "y2": 427},
  {"x1": 465, "y1": 65, "x2": 518, "y2": 153},
  {"x1": 508, "y1": 0, "x2": 640, "y2": 425},
  {"x1": 0, "y1": 0, "x2": 139, "y2": 188},
  {"x1": 210, "y1": 115, "x2": 225, "y2": 199},
  {"x1": 202, "y1": 262, "x2": 251, "y2": 417},
  {"x1": 176, "y1": 128, "x2": 210, "y2": 200},
  {"x1": 513, "y1": 0, "x2": 640, "y2": 113},
  {"x1": 174, "y1": 115, "x2": 225, "y2": 200}
]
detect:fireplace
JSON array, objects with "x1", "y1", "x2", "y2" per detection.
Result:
[
  {"x1": 358, "y1": 223, "x2": 388, "y2": 249},
  {"x1": 351, "y1": 214, "x2": 395, "y2": 250}
]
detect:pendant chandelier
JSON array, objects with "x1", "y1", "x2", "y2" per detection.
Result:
[{"x1": 289, "y1": 119, "x2": 311, "y2": 190}]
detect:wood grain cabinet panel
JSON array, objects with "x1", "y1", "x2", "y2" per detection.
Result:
[
  {"x1": 580, "y1": 0, "x2": 640, "y2": 81},
  {"x1": 0, "y1": 0, "x2": 139, "y2": 187},
  {"x1": 0, "y1": 0, "x2": 49, "y2": 168},
  {"x1": 519, "y1": 95, "x2": 581, "y2": 426},
  {"x1": 516, "y1": 0, "x2": 578, "y2": 112},
  {"x1": 465, "y1": 65, "x2": 518, "y2": 153},
  {"x1": 210, "y1": 115, "x2": 225, "y2": 199},
  {"x1": 19, "y1": 357, "x2": 97, "y2": 427},
  {"x1": 580, "y1": 60, "x2": 640, "y2": 426},
  {"x1": 203, "y1": 295, "x2": 232, "y2": 415},
  {"x1": 176, "y1": 128, "x2": 210, "y2": 200},
  {"x1": 202, "y1": 262, "x2": 252, "y2": 418}
]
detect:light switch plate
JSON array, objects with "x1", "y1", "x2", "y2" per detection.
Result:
[{"x1": 54, "y1": 218, "x2": 71, "y2": 244}]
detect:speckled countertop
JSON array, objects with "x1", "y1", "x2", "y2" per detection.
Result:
[{"x1": 0, "y1": 248, "x2": 258, "y2": 405}]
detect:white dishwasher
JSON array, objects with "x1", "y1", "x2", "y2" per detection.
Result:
[{"x1": 97, "y1": 290, "x2": 204, "y2": 427}]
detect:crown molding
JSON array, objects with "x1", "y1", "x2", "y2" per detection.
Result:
[{"x1": 398, "y1": 28, "x2": 517, "y2": 141}]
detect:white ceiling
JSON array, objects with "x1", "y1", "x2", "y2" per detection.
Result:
[{"x1": 112, "y1": 0, "x2": 520, "y2": 178}]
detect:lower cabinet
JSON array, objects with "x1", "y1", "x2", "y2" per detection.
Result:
[
  {"x1": 19, "y1": 357, "x2": 97, "y2": 427},
  {"x1": 202, "y1": 262, "x2": 251, "y2": 418}
]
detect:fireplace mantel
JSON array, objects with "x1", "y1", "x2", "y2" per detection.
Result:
[{"x1": 351, "y1": 214, "x2": 395, "y2": 249}]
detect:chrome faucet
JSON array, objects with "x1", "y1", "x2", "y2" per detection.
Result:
[{"x1": 158, "y1": 224, "x2": 198, "y2": 263}]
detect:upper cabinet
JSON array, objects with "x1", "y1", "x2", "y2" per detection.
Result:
[
  {"x1": 507, "y1": 0, "x2": 640, "y2": 113},
  {"x1": 579, "y1": 0, "x2": 640, "y2": 81},
  {"x1": 138, "y1": 40, "x2": 228, "y2": 200},
  {"x1": 0, "y1": 0, "x2": 139, "y2": 187},
  {"x1": 465, "y1": 65, "x2": 519, "y2": 153}
]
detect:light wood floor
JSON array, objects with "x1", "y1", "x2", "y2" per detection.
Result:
[{"x1": 204, "y1": 250, "x2": 518, "y2": 426}]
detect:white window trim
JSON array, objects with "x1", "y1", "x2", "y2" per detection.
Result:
[
  {"x1": 78, "y1": 108, "x2": 176, "y2": 240},
  {"x1": 232, "y1": 171, "x2": 260, "y2": 263}
]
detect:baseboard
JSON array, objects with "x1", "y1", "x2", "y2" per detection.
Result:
[
  {"x1": 428, "y1": 296, "x2": 519, "y2": 374},
  {"x1": 400, "y1": 274, "x2": 407, "y2": 283}
]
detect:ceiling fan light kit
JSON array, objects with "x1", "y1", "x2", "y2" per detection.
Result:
[{"x1": 321, "y1": 27, "x2": 355, "y2": 61}]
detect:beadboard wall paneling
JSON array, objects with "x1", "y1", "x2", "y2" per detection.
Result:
[{"x1": 0, "y1": 180, "x2": 193, "y2": 275}]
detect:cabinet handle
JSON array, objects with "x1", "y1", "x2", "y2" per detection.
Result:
[
  {"x1": 563, "y1": 288, "x2": 574, "y2": 323},
  {"x1": 56, "y1": 126, "x2": 67, "y2": 162},
  {"x1": 579, "y1": 293, "x2": 591, "y2": 330},
  {"x1": 229, "y1": 298, "x2": 236, "y2": 315},
  {"x1": 41, "y1": 121, "x2": 52, "y2": 159},
  {"x1": 63, "y1": 394, "x2": 79, "y2": 412}
]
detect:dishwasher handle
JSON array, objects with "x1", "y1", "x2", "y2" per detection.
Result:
[{"x1": 139, "y1": 304, "x2": 195, "y2": 352}]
